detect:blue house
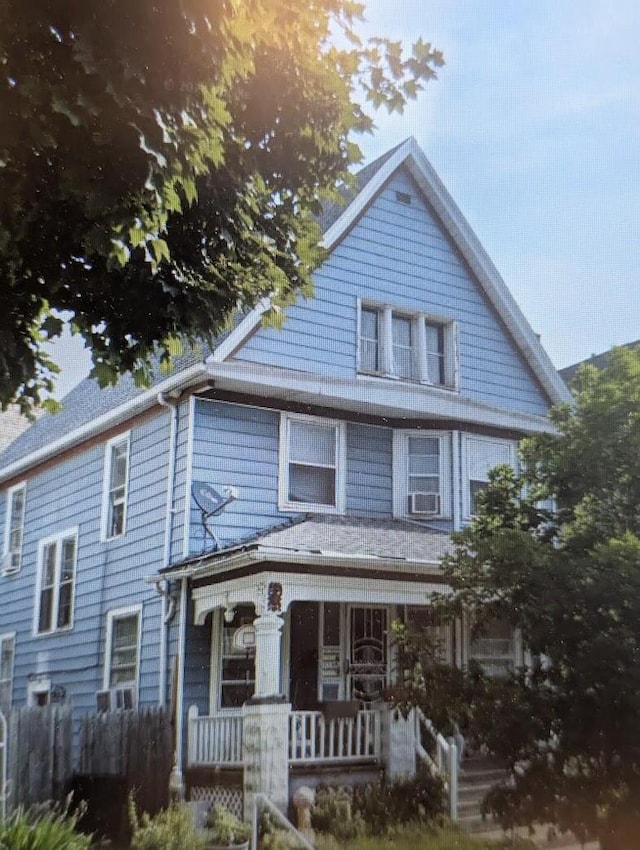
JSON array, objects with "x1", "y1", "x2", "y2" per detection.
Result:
[{"x1": 0, "y1": 138, "x2": 570, "y2": 819}]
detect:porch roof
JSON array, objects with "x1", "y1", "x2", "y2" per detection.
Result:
[
  {"x1": 244, "y1": 514, "x2": 453, "y2": 562},
  {"x1": 161, "y1": 514, "x2": 453, "y2": 580}
]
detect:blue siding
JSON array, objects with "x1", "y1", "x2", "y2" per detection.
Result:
[
  {"x1": 189, "y1": 401, "x2": 288, "y2": 552},
  {"x1": 346, "y1": 424, "x2": 392, "y2": 518},
  {"x1": 236, "y1": 167, "x2": 550, "y2": 416},
  {"x1": 0, "y1": 411, "x2": 172, "y2": 715},
  {"x1": 188, "y1": 400, "x2": 401, "y2": 554}
]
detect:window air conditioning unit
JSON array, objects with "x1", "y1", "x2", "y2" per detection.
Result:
[
  {"x1": 96, "y1": 687, "x2": 135, "y2": 713},
  {"x1": 409, "y1": 492, "x2": 440, "y2": 516}
]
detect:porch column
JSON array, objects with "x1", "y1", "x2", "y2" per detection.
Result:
[
  {"x1": 253, "y1": 611, "x2": 284, "y2": 698},
  {"x1": 242, "y1": 582, "x2": 290, "y2": 818}
]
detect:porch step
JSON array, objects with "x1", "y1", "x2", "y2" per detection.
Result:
[{"x1": 456, "y1": 757, "x2": 506, "y2": 832}]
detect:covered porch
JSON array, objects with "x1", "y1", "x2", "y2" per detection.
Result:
[{"x1": 169, "y1": 516, "x2": 519, "y2": 814}]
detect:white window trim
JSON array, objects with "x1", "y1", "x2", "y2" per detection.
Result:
[
  {"x1": 100, "y1": 432, "x2": 131, "y2": 541},
  {"x1": 461, "y1": 434, "x2": 518, "y2": 520},
  {"x1": 103, "y1": 604, "x2": 143, "y2": 698},
  {"x1": 32, "y1": 527, "x2": 78, "y2": 636},
  {"x1": 27, "y1": 675, "x2": 51, "y2": 706},
  {"x1": 357, "y1": 299, "x2": 459, "y2": 389},
  {"x1": 392, "y1": 430, "x2": 452, "y2": 519},
  {"x1": 209, "y1": 606, "x2": 257, "y2": 714},
  {"x1": 0, "y1": 632, "x2": 15, "y2": 707},
  {"x1": 278, "y1": 412, "x2": 347, "y2": 514},
  {"x1": 3, "y1": 481, "x2": 26, "y2": 575}
]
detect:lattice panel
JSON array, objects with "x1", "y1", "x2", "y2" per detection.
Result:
[{"x1": 190, "y1": 784, "x2": 243, "y2": 818}]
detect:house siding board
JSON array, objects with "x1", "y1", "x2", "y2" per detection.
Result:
[
  {"x1": 346, "y1": 424, "x2": 393, "y2": 517},
  {"x1": 189, "y1": 401, "x2": 291, "y2": 553},
  {"x1": 235, "y1": 167, "x2": 550, "y2": 416},
  {"x1": 189, "y1": 402, "x2": 408, "y2": 554},
  {"x1": 0, "y1": 412, "x2": 171, "y2": 716}
]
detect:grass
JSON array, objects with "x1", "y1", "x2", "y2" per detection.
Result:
[{"x1": 314, "y1": 824, "x2": 536, "y2": 850}]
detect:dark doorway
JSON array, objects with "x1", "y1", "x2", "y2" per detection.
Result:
[{"x1": 289, "y1": 602, "x2": 319, "y2": 709}]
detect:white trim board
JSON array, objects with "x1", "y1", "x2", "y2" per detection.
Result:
[{"x1": 202, "y1": 360, "x2": 555, "y2": 433}]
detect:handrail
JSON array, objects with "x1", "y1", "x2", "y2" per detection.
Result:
[
  {"x1": 253, "y1": 793, "x2": 314, "y2": 850},
  {"x1": 415, "y1": 708, "x2": 458, "y2": 821}
]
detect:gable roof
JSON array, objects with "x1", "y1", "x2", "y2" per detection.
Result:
[
  {"x1": 559, "y1": 340, "x2": 640, "y2": 386},
  {"x1": 225, "y1": 137, "x2": 571, "y2": 408}
]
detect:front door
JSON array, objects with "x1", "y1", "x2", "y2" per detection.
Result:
[{"x1": 347, "y1": 606, "x2": 388, "y2": 704}]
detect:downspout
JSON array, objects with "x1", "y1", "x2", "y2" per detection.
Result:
[
  {"x1": 169, "y1": 576, "x2": 188, "y2": 799},
  {"x1": 157, "y1": 392, "x2": 180, "y2": 707}
]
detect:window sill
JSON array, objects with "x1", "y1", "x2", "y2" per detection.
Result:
[
  {"x1": 101, "y1": 532, "x2": 127, "y2": 544},
  {"x1": 33, "y1": 625, "x2": 74, "y2": 638},
  {"x1": 279, "y1": 501, "x2": 344, "y2": 515},
  {"x1": 398, "y1": 513, "x2": 451, "y2": 523},
  {"x1": 356, "y1": 372, "x2": 459, "y2": 393}
]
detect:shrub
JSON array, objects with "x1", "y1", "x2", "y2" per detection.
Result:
[
  {"x1": 0, "y1": 800, "x2": 92, "y2": 850},
  {"x1": 352, "y1": 770, "x2": 445, "y2": 836},
  {"x1": 204, "y1": 804, "x2": 251, "y2": 846},
  {"x1": 128, "y1": 799, "x2": 205, "y2": 850},
  {"x1": 310, "y1": 786, "x2": 366, "y2": 843},
  {"x1": 312, "y1": 772, "x2": 445, "y2": 840}
]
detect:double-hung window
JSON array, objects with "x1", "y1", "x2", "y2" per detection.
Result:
[
  {"x1": 101, "y1": 434, "x2": 130, "y2": 540},
  {"x1": 393, "y1": 431, "x2": 452, "y2": 519},
  {"x1": 34, "y1": 529, "x2": 77, "y2": 635},
  {"x1": 463, "y1": 436, "x2": 517, "y2": 518},
  {"x1": 358, "y1": 302, "x2": 457, "y2": 387},
  {"x1": 0, "y1": 633, "x2": 15, "y2": 713},
  {"x1": 279, "y1": 414, "x2": 346, "y2": 513},
  {"x1": 104, "y1": 607, "x2": 141, "y2": 697},
  {"x1": 3, "y1": 482, "x2": 26, "y2": 575}
]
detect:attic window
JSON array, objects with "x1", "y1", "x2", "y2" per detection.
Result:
[{"x1": 395, "y1": 191, "x2": 412, "y2": 205}]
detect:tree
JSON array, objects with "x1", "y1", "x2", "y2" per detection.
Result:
[
  {"x1": 0, "y1": 1, "x2": 443, "y2": 414},
  {"x1": 398, "y1": 347, "x2": 640, "y2": 850}
]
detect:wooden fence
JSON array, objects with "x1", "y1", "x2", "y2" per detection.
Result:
[
  {"x1": 78, "y1": 707, "x2": 173, "y2": 816},
  {"x1": 7, "y1": 705, "x2": 73, "y2": 811},
  {"x1": 3, "y1": 705, "x2": 172, "y2": 825}
]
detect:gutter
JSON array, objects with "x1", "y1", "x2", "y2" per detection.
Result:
[
  {"x1": 146, "y1": 545, "x2": 447, "y2": 584},
  {"x1": 0, "y1": 363, "x2": 208, "y2": 485}
]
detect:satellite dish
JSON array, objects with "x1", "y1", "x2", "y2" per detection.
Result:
[
  {"x1": 191, "y1": 482, "x2": 238, "y2": 553},
  {"x1": 192, "y1": 482, "x2": 226, "y2": 515}
]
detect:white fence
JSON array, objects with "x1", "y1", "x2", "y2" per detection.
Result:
[
  {"x1": 187, "y1": 707, "x2": 383, "y2": 769},
  {"x1": 289, "y1": 709, "x2": 381, "y2": 763},
  {"x1": 415, "y1": 708, "x2": 458, "y2": 820},
  {"x1": 187, "y1": 706, "x2": 243, "y2": 766}
]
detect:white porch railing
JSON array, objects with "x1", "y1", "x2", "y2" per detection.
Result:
[
  {"x1": 415, "y1": 708, "x2": 458, "y2": 820},
  {"x1": 187, "y1": 706, "x2": 243, "y2": 766},
  {"x1": 289, "y1": 709, "x2": 381, "y2": 764}
]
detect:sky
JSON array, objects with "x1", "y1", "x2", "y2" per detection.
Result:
[{"x1": 50, "y1": 0, "x2": 640, "y2": 397}]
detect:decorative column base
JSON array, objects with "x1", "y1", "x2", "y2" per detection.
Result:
[
  {"x1": 382, "y1": 706, "x2": 417, "y2": 778},
  {"x1": 242, "y1": 700, "x2": 291, "y2": 820}
]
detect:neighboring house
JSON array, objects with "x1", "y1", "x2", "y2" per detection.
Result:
[
  {"x1": 0, "y1": 137, "x2": 571, "y2": 816},
  {"x1": 559, "y1": 339, "x2": 640, "y2": 386}
]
